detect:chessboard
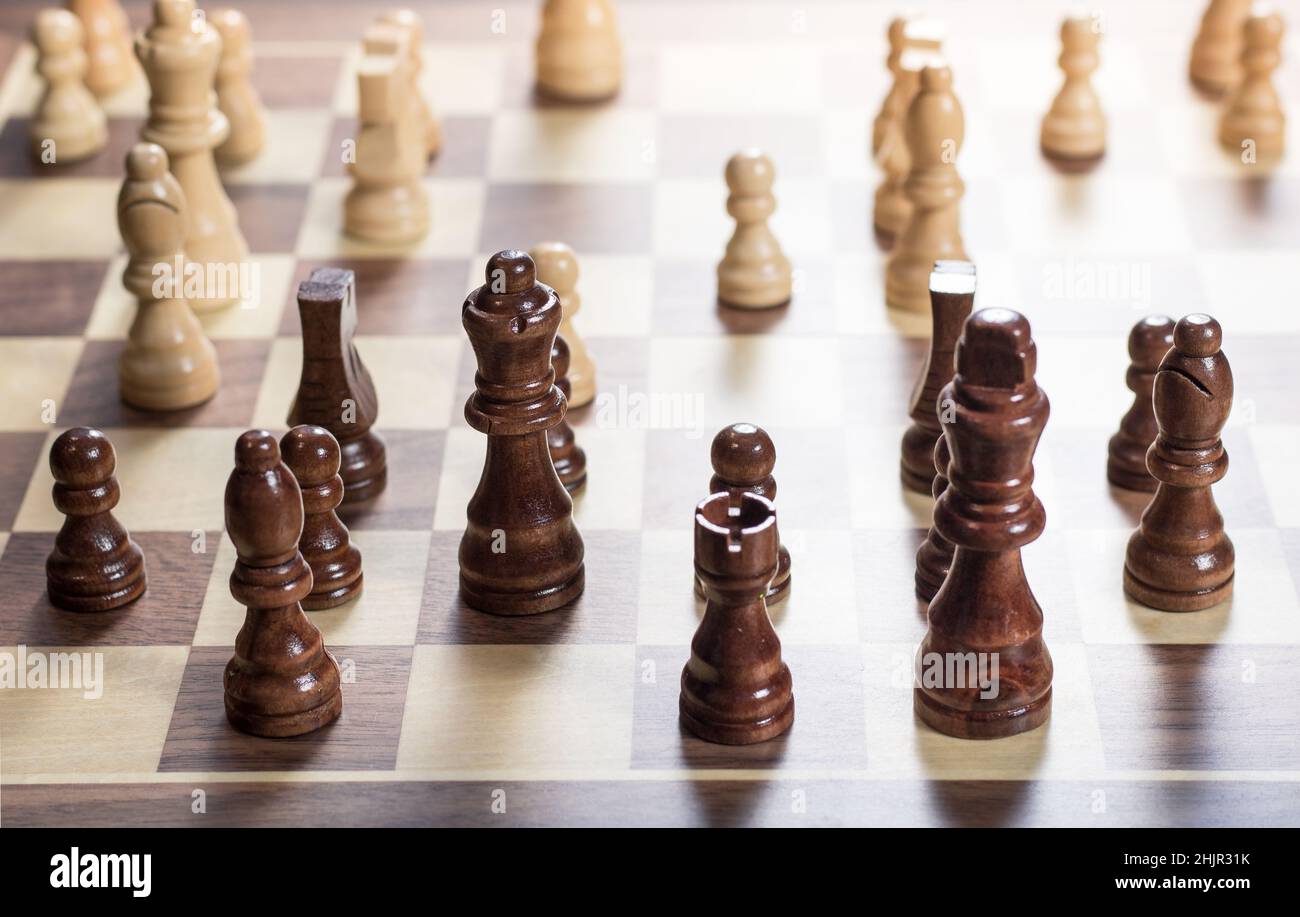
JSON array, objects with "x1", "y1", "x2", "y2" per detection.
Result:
[{"x1": 1, "y1": 0, "x2": 1300, "y2": 828}]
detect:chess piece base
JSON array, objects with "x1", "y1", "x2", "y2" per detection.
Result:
[
  {"x1": 717, "y1": 264, "x2": 792, "y2": 310},
  {"x1": 225, "y1": 689, "x2": 343, "y2": 738},
  {"x1": 1123, "y1": 568, "x2": 1234, "y2": 612},
  {"x1": 344, "y1": 185, "x2": 430, "y2": 245},
  {"x1": 302, "y1": 570, "x2": 363, "y2": 611},
  {"x1": 459, "y1": 566, "x2": 585, "y2": 616},
  {"x1": 680, "y1": 693, "x2": 794, "y2": 746},
  {"x1": 914, "y1": 685, "x2": 1051, "y2": 739},
  {"x1": 119, "y1": 351, "x2": 220, "y2": 413},
  {"x1": 47, "y1": 555, "x2": 147, "y2": 612},
  {"x1": 1041, "y1": 143, "x2": 1105, "y2": 174},
  {"x1": 338, "y1": 434, "x2": 388, "y2": 506}
]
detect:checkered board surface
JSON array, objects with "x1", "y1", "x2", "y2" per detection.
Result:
[{"x1": 1, "y1": 0, "x2": 1299, "y2": 828}]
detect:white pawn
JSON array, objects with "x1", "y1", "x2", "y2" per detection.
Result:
[
  {"x1": 1190, "y1": 0, "x2": 1253, "y2": 97},
  {"x1": 535, "y1": 0, "x2": 622, "y2": 102},
  {"x1": 532, "y1": 242, "x2": 597, "y2": 407},
  {"x1": 212, "y1": 9, "x2": 266, "y2": 166},
  {"x1": 1040, "y1": 14, "x2": 1106, "y2": 167},
  {"x1": 380, "y1": 8, "x2": 442, "y2": 159},
  {"x1": 1219, "y1": 10, "x2": 1286, "y2": 167},
  {"x1": 30, "y1": 8, "x2": 107, "y2": 163},
  {"x1": 717, "y1": 151, "x2": 792, "y2": 310}
]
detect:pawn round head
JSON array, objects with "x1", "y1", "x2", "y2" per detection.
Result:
[
  {"x1": 531, "y1": 242, "x2": 578, "y2": 293},
  {"x1": 1174, "y1": 313, "x2": 1222, "y2": 358},
  {"x1": 725, "y1": 150, "x2": 775, "y2": 196},
  {"x1": 1129, "y1": 314, "x2": 1176, "y2": 367},
  {"x1": 920, "y1": 63, "x2": 952, "y2": 93},
  {"x1": 49, "y1": 427, "x2": 115, "y2": 488},
  {"x1": 711, "y1": 422, "x2": 775, "y2": 486},
  {"x1": 126, "y1": 142, "x2": 170, "y2": 182},
  {"x1": 210, "y1": 8, "x2": 250, "y2": 44},
  {"x1": 156, "y1": 0, "x2": 196, "y2": 29},
  {"x1": 1245, "y1": 10, "x2": 1284, "y2": 48},
  {"x1": 485, "y1": 250, "x2": 536, "y2": 295},
  {"x1": 234, "y1": 429, "x2": 281, "y2": 473},
  {"x1": 33, "y1": 8, "x2": 83, "y2": 54},
  {"x1": 1061, "y1": 14, "x2": 1097, "y2": 44},
  {"x1": 280, "y1": 425, "x2": 340, "y2": 486},
  {"x1": 958, "y1": 308, "x2": 1037, "y2": 388}
]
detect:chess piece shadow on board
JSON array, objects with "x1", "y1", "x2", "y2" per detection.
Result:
[
  {"x1": 914, "y1": 309, "x2": 1053, "y2": 740},
  {"x1": 681, "y1": 492, "x2": 794, "y2": 746},
  {"x1": 45, "y1": 427, "x2": 147, "y2": 612},
  {"x1": 224, "y1": 430, "x2": 343, "y2": 738}
]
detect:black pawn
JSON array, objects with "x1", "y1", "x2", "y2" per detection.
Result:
[
  {"x1": 548, "y1": 334, "x2": 587, "y2": 493},
  {"x1": 45, "y1": 427, "x2": 147, "y2": 612},
  {"x1": 281, "y1": 425, "x2": 364, "y2": 610},
  {"x1": 1107, "y1": 315, "x2": 1176, "y2": 493}
]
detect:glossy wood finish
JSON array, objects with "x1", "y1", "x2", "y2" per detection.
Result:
[
  {"x1": 459, "y1": 251, "x2": 585, "y2": 616},
  {"x1": 547, "y1": 335, "x2": 587, "y2": 493},
  {"x1": 223, "y1": 430, "x2": 343, "y2": 737},
  {"x1": 695, "y1": 423, "x2": 791, "y2": 605},
  {"x1": 1189, "y1": 0, "x2": 1251, "y2": 96},
  {"x1": 915, "y1": 309, "x2": 1053, "y2": 739},
  {"x1": 44, "y1": 426, "x2": 147, "y2": 612},
  {"x1": 900, "y1": 260, "x2": 974, "y2": 493},
  {"x1": 288, "y1": 267, "x2": 388, "y2": 506},
  {"x1": 281, "y1": 425, "x2": 363, "y2": 610},
  {"x1": 681, "y1": 491, "x2": 793, "y2": 745},
  {"x1": 1107, "y1": 315, "x2": 1175, "y2": 492},
  {"x1": 1124, "y1": 314, "x2": 1235, "y2": 612},
  {"x1": 914, "y1": 434, "x2": 953, "y2": 602}
]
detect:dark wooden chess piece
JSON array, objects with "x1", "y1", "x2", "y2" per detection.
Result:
[
  {"x1": 901, "y1": 260, "x2": 975, "y2": 493},
  {"x1": 694, "y1": 423, "x2": 790, "y2": 604},
  {"x1": 914, "y1": 434, "x2": 953, "y2": 602},
  {"x1": 1124, "y1": 314, "x2": 1234, "y2": 611},
  {"x1": 459, "y1": 251, "x2": 585, "y2": 616},
  {"x1": 288, "y1": 267, "x2": 387, "y2": 506},
  {"x1": 547, "y1": 334, "x2": 587, "y2": 493},
  {"x1": 224, "y1": 430, "x2": 343, "y2": 737},
  {"x1": 914, "y1": 309, "x2": 1053, "y2": 739},
  {"x1": 1107, "y1": 315, "x2": 1175, "y2": 492},
  {"x1": 45, "y1": 427, "x2": 147, "y2": 612},
  {"x1": 280, "y1": 424, "x2": 363, "y2": 610},
  {"x1": 681, "y1": 491, "x2": 794, "y2": 745}
]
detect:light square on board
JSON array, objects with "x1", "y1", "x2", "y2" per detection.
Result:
[
  {"x1": 0, "y1": 645, "x2": 189, "y2": 778},
  {"x1": 846, "y1": 424, "x2": 934, "y2": 531},
  {"x1": 1065, "y1": 527, "x2": 1300, "y2": 645},
  {"x1": 395, "y1": 643, "x2": 636, "y2": 773},
  {"x1": 296, "y1": 177, "x2": 485, "y2": 259},
  {"x1": 0, "y1": 337, "x2": 82, "y2": 432},
  {"x1": 321, "y1": 115, "x2": 492, "y2": 179},
  {"x1": 158, "y1": 645, "x2": 412, "y2": 772},
  {"x1": 332, "y1": 43, "x2": 507, "y2": 117},
  {"x1": 252, "y1": 335, "x2": 461, "y2": 432},
  {"x1": 12, "y1": 427, "x2": 237, "y2": 534},
  {"x1": 85, "y1": 254, "x2": 296, "y2": 340},
  {"x1": 1176, "y1": 178, "x2": 1300, "y2": 251},
  {"x1": 652, "y1": 178, "x2": 831, "y2": 259},
  {"x1": 972, "y1": 32, "x2": 1150, "y2": 113},
  {"x1": 1157, "y1": 100, "x2": 1300, "y2": 180},
  {"x1": 646, "y1": 335, "x2": 845, "y2": 430},
  {"x1": 658, "y1": 44, "x2": 821, "y2": 114},
  {"x1": 487, "y1": 109, "x2": 657, "y2": 182},
  {"x1": 218, "y1": 110, "x2": 334, "y2": 186},
  {"x1": 0, "y1": 179, "x2": 121, "y2": 258},
  {"x1": 631, "y1": 644, "x2": 867, "y2": 770},
  {"x1": 192, "y1": 530, "x2": 430, "y2": 648},
  {"x1": 479, "y1": 182, "x2": 652, "y2": 255},
  {"x1": 1195, "y1": 251, "x2": 1300, "y2": 334},
  {"x1": 1, "y1": 48, "x2": 147, "y2": 120},
  {"x1": 657, "y1": 114, "x2": 827, "y2": 180},
  {"x1": 0, "y1": 531, "x2": 217, "y2": 647},
  {"x1": 554, "y1": 254, "x2": 652, "y2": 339},
  {"x1": 635, "y1": 528, "x2": 859, "y2": 646},
  {"x1": 1251, "y1": 425, "x2": 1300, "y2": 527},
  {"x1": 862, "y1": 642, "x2": 1107, "y2": 781},
  {"x1": 853, "y1": 528, "x2": 930, "y2": 644}
]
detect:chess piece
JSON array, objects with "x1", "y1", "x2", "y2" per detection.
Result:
[
  {"x1": 288, "y1": 268, "x2": 387, "y2": 506},
  {"x1": 344, "y1": 45, "x2": 429, "y2": 243},
  {"x1": 717, "y1": 150, "x2": 793, "y2": 310},
  {"x1": 211, "y1": 8, "x2": 266, "y2": 166},
  {"x1": 1218, "y1": 11, "x2": 1286, "y2": 167},
  {"x1": 69, "y1": 0, "x2": 137, "y2": 97},
  {"x1": 871, "y1": 15, "x2": 943, "y2": 160},
  {"x1": 45, "y1": 427, "x2": 147, "y2": 612},
  {"x1": 1107, "y1": 315, "x2": 1175, "y2": 492},
  {"x1": 548, "y1": 335, "x2": 588, "y2": 493},
  {"x1": 1040, "y1": 15, "x2": 1106, "y2": 167},
  {"x1": 694, "y1": 423, "x2": 791, "y2": 605},
  {"x1": 223, "y1": 430, "x2": 343, "y2": 737},
  {"x1": 914, "y1": 434, "x2": 953, "y2": 602},
  {"x1": 885, "y1": 64, "x2": 967, "y2": 313},
  {"x1": 873, "y1": 50, "x2": 934, "y2": 248},
  {"x1": 30, "y1": 9, "x2": 107, "y2": 163},
  {"x1": 1124, "y1": 315, "x2": 1235, "y2": 612},
  {"x1": 117, "y1": 142, "x2": 220, "y2": 410},
  {"x1": 379, "y1": 8, "x2": 442, "y2": 158},
  {"x1": 900, "y1": 261, "x2": 974, "y2": 493},
  {"x1": 914, "y1": 309, "x2": 1053, "y2": 739},
  {"x1": 1190, "y1": 0, "x2": 1252, "y2": 96},
  {"x1": 281, "y1": 425, "x2": 364, "y2": 610},
  {"x1": 531, "y1": 241, "x2": 596, "y2": 407},
  {"x1": 535, "y1": 0, "x2": 622, "y2": 102},
  {"x1": 137, "y1": 0, "x2": 249, "y2": 311},
  {"x1": 681, "y1": 491, "x2": 794, "y2": 745},
  {"x1": 460, "y1": 251, "x2": 585, "y2": 615}
]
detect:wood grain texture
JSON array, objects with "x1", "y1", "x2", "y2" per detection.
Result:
[
  {"x1": 0, "y1": 261, "x2": 107, "y2": 335},
  {"x1": 479, "y1": 184, "x2": 653, "y2": 255}
]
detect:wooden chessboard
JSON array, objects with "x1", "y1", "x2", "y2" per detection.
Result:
[{"x1": 1, "y1": 0, "x2": 1299, "y2": 828}]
